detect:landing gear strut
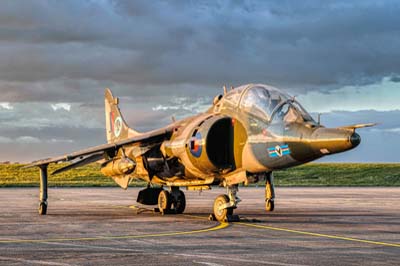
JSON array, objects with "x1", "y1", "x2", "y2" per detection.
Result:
[
  {"x1": 212, "y1": 185, "x2": 241, "y2": 222},
  {"x1": 157, "y1": 187, "x2": 186, "y2": 215},
  {"x1": 38, "y1": 165, "x2": 48, "y2": 215},
  {"x1": 265, "y1": 172, "x2": 275, "y2": 212}
]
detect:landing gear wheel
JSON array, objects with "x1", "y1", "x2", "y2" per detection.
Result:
[
  {"x1": 38, "y1": 201, "x2": 47, "y2": 215},
  {"x1": 174, "y1": 190, "x2": 186, "y2": 214},
  {"x1": 213, "y1": 194, "x2": 233, "y2": 222},
  {"x1": 158, "y1": 190, "x2": 171, "y2": 214},
  {"x1": 265, "y1": 200, "x2": 274, "y2": 212}
]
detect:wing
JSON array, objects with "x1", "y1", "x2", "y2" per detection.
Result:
[{"x1": 25, "y1": 126, "x2": 174, "y2": 170}]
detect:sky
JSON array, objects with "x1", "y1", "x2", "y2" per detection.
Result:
[{"x1": 0, "y1": 0, "x2": 399, "y2": 163}]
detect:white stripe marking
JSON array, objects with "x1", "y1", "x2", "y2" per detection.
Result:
[
  {"x1": 0, "y1": 256, "x2": 76, "y2": 266},
  {"x1": 174, "y1": 253, "x2": 310, "y2": 266}
]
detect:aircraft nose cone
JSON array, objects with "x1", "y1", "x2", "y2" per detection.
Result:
[{"x1": 350, "y1": 132, "x2": 361, "y2": 147}]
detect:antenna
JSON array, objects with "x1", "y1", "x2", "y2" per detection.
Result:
[
  {"x1": 317, "y1": 113, "x2": 322, "y2": 125},
  {"x1": 223, "y1": 85, "x2": 227, "y2": 95}
]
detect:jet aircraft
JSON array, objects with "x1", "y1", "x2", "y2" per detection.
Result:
[{"x1": 27, "y1": 84, "x2": 374, "y2": 221}]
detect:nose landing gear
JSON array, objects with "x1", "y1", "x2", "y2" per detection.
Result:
[{"x1": 212, "y1": 185, "x2": 240, "y2": 222}]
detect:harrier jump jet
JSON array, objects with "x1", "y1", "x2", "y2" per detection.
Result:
[{"x1": 28, "y1": 84, "x2": 374, "y2": 221}]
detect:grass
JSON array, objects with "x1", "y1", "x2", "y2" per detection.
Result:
[
  {"x1": 0, "y1": 163, "x2": 117, "y2": 187},
  {"x1": 272, "y1": 163, "x2": 400, "y2": 187},
  {"x1": 0, "y1": 163, "x2": 399, "y2": 187}
]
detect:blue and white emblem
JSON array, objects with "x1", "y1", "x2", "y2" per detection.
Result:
[{"x1": 268, "y1": 144, "x2": 291, "y2": 158}]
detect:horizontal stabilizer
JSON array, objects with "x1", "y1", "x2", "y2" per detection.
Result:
[{"x1": 51, "y1": 152, "x2": 104, "y2": 175}]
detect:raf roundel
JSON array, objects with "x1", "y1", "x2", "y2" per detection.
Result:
[
  {"x1": 190, "y1": 132, "x2": 203, "y2": 158},
  {"x1": 114, "y1": 116, "x2": 123, "y2": 137}
]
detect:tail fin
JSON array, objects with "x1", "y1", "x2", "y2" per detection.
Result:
[{"x1": 105, "y1": 88, "x2": 140, "y2": 143}]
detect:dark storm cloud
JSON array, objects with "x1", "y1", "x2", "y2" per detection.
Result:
[{"x1": 0, "y1": 0, "x2": 400, "y2": 102}]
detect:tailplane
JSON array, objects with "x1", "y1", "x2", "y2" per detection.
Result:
[{"x1": 105, "y1": 88, "x2": 140, "y2": 143}]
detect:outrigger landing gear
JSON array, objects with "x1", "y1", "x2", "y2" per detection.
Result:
[
  {"x1": 38, "y1": 164, "x2": 48, "y2": 215},
  {"x1": 265, "y1": 171, "x2": 275, "y2": 212},
  {"x1": 157, "y1": 187, "x2": 186, "y2": 215},
  {"x1": 212, "y1": 185, "x2": 241, "y2": 222}
]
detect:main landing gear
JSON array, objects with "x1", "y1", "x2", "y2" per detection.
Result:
[
  {"x1": 265, "y1": 172, "x2": 275, "y2": 212},
  {"x1": 157, "y1": 187, "x2": 186, "y2": 215},
  {"x1": 212, "y1": 185, "x2": 241, "y2": 222}
]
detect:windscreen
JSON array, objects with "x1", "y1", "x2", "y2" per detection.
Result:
[
  {"x1": 271, "y1": 101, "x2": 315, "y2": 124},
  {"x1": 240, "y1": 86, "x2": 289, "y2": 121}
]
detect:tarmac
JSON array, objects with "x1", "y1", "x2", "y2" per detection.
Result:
[{"x1": 0, "y1": 187, "x2": 399, "y2": 266}]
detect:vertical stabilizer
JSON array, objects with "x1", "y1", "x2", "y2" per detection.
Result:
[{"x1": 105, "y1": 88, "x2": 140, "y2": 143}]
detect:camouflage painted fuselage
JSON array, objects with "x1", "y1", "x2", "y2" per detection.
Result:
[{"x1": 111, "y1": 84, "x2": 361, "y2": 189}]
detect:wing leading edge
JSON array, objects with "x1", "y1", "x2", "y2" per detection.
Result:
[{"x1": 25, "y1": 126, "x2": 174, "y2": 169}]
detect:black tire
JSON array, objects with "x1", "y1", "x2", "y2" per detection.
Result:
[
  {"x1": 213, "y1": 194, "x2": 233, "y2": 222},
  {"x1": 38, "y1": 202, "x2": 47, "y2": 215},
  {"x1": 158, "y1": 190, "x2": 171, "y2": 214},
  {"x1": 265, "y1": 200, "x2": 275, "y2": 212},
  {"x1": 174, "y1": 190, "x2": 186, "y2": 214}
]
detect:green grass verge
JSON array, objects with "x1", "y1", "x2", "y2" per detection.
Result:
[
  {"x1": 272, "y1": 163, "x2": 400, "y2": 187},
  {"x1": 0, "y1": 163, "x2": 399, "y2": 187}
]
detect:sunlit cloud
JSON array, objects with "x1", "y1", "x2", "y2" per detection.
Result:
[
  {"x1": 51, "y1": 103, "x2": 71, "y2": 112},
  {"x1": 0, "y1": 102, "x2": 13, "y2": 110}
]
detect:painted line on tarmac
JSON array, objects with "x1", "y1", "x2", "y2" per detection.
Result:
[
  {"x1": 238, "y1": 222, "x2": 400, "y2": 248},
  {"x1": 176, "y1": 253, "x2": 310, "y2": 266},
  {"x1": 0, "y1": 222, "x2": 229, "y2": 244},
  {"x1": 0, "y1": 256, "x2": 76, "y2": 266},
  {"x1": 81, "y1": 204, "x2": 400, "y2": 248}
]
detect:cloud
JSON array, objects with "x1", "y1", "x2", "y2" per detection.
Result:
[
  {"x1": 297, "y1": 77, "x2": 400, "y2": 113},
  {"x1": 0, "y1": 1, "x2": 400, "y2": 103},
  {"x1": 151, "y1": 96, "x2": 211, "y2": 115},
  {"x1": 15, "y1": 136, "x2": 40, "y2": 143},
  {"x1": 0, "y1": 102, "x2": 13, "y2": 110},
  {"x1": 0, "y1": 102, "x2": 102, "y2": 129},
  {"x1": 382, "y1": 128, "x2": 400, "y2": 133},
  {"x1": 51, "y1": 103, "x2": 71, "y2": 111},
  {"x1": 389, "y1": 75, "x2": 400, "y2": 83},
  {"x1": 0, "y1": 136, "x2": 12, "y2": 143}
]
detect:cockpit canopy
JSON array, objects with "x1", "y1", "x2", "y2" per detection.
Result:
[{"x1": 223, "y1": 84, "x2": 315, "y2": 124}]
